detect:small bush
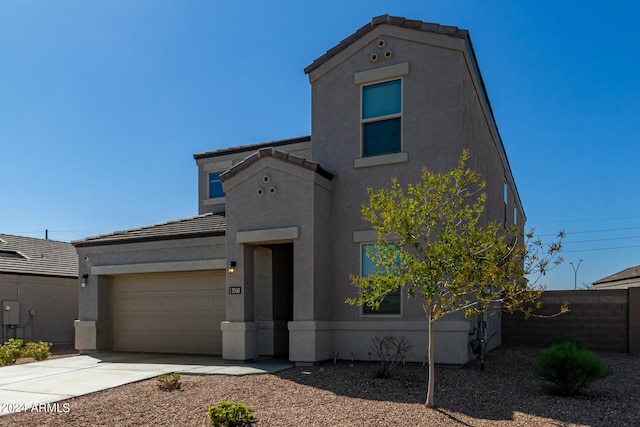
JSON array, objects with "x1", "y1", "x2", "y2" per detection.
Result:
[
  {"x1": 535, "y1": 340, "x2": 611, "y2": 396},
  {"x1": 24, "y1": 341, "x2": 52, "y2": 361},
  {"x1": 0, "y1": 339, "x2": 25, "y2": 366},
  {"x1": 207, "y1": 400, "x2": 256, "y2": 426},
  {"x1": 549, "y1": 335, "x2": 584, "y2": 349},
  {"x1": 156, "y1": 372, "x2": 181, "y2": 391},
  {"x1": 371, "y1": 335, "x2": 413, "y2": 378}
]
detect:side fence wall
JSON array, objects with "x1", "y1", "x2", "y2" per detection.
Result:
[{"x1": 502, "y1": 289, "x2": 640, "y2": 354}]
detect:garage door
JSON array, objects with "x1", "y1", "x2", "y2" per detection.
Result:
[{"x1": 111, "y1": 270, "x2": 226, "y2": 354}]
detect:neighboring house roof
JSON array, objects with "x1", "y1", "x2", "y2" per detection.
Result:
[
  {"x1": 593, "y1": 265, "x2": 640, "y2": 287},
  {"x1": 193, "y1": 136, "x2": 311, "y2": 160},
  {"x1": 219, "y1": 147, "x2": 334, "y2": 183},
  {"x1": 73, "y1": 213, "x2": 226, "y2": 248},
  {"x1": 0, "y1": 234, "x2": 78, "y2": 278},
  {"x1": 304, "y1": 14, "x2": 525, "y2": 222}
]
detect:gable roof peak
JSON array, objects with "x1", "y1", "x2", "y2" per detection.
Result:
[
  {"x1": 304, "y1": 14, "x2": 468, "y2": 75},
  {"x1": 219, "y1": 147, "x2": 334, "y2": 183}
]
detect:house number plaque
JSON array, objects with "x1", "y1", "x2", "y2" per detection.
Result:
[{"x1": 229, "y1": 286, "x2": 242, "y2": 295}]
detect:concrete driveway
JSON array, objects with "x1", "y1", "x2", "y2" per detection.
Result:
[{"x1": 0, "y1": 352, "x2": 293, "y2": 416}]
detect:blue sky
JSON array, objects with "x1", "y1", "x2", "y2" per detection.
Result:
[{"x1": 2, "y1": 1, "x2": 639, "y2": 290}]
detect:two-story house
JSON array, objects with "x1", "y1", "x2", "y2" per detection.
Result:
[{"x1": 73, "y1": 15, "x2": 524, "y2": 365}]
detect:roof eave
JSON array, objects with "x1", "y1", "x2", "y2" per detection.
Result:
[
  {"x1": 194, "y1": 136, "x2": 311, "y2": 161},
  {"x1": 73, "y1": 230, "x2": 226, "y2": 249}
]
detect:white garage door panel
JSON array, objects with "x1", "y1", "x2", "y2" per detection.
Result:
[{"x1": 111, "y1": 271, "x2": 225, "y2": 354}]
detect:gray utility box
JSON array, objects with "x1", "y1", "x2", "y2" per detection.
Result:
[{"x1": 2, "y1": 300, "x2": 20, "y2": 326}]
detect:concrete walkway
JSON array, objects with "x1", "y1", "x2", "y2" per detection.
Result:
[{"x1": 0, "y1": 352, "x2": 293, "y2": 416}]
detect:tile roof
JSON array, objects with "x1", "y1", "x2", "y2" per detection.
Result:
[
  {"x1": 73, "y1": 213, "x2": 226, "y2": 248},
  {"x1": 219, "y1": 147, "x2": 334, "y2": 182},
  {"x1": 304, "y1": 14, "x2": 468, "y2": 75},
  {"x1": 194, "y1": 136, "x2": 311, "y2": 160},
  {"x1": 0, "y1": 234, "x2": 78, "y2": 278},
  {"x1": 594, "y1": 264, "x2": 640, "y2": 285}
]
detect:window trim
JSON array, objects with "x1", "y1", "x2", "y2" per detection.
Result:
[
  {"x1": 503, "y1": 180, "x2": 509, "y2": 226},
  {"x1": 360, "y1": 78, "x2": 403, "y2": 158},
  {"x1": 354, "y1": 63, "x2": 409, "y2": 166},
  {"x1": 207, "y1": 170, "x2": 226, "y2": 201},
  {"x1": 203, "y1": 160, "x2": 233, "y2": 205},
  {"x1": 354, "y1": 151, "x2": 408, "y2": 168}
]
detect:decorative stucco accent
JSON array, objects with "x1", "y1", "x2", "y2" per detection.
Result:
[
  {"x1": 354, "y1": 152, "x2": 408, "y2": 168},
  {"x1": 354, "y1": 61, "x2": 409, "y2": 85},
  {"x1": 91, "y1": 259, "x2": 226, "y2": 275},
  {"x1": 236, "y1": 227, "x2": 300, "y2": 244}
]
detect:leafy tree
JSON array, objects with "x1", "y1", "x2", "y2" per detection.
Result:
[{"x1": 347, "y1": 150, "x2": 564, "y2": 407}]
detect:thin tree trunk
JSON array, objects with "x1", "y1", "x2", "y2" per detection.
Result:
[{"x1": 426, "y1": 314, "x2": 435, "y2": 407}]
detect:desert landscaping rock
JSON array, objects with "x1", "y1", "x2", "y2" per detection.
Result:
[{"x1": 1, "y1": 347, "x2": 638, "y2": 426}]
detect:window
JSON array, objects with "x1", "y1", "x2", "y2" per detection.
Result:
[
  {"x1": 362, "y1": 79, "x2": 402, "y2": 157},
  {"x1": 208, "y1": 171, "x2": 225, "y2": 199},
  {"x1": 503, "y1": 182, "x2": 508, "y2": 204},
  {"x1": 503, "y1": 181, "x2": 508, "y2": 225},
  {"x1": 514, "y1": 207, "x2": 518, "y2": 225},
  {"x1": 361, "y1": 243, "x2": 401, "y2": 315}
]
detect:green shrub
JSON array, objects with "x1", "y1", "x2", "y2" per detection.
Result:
[
  {"x1": 535, "y1": 340, "x2": 611, "y2": 396},
  {"x1": 0, "y1": 339, "x2": 25, "y2": 366},
  {"x1": 207, "y1": 400, "x2": 256, "y2": 426},
  {"x1": 549, "y1": 335, "x2": 584, "y2": 349},
  {"x1": 156, "y1": 372, "x2": 181, "y2": 391},
  {"x1": 24, "y1": 341, "x2": 52, "y2": 361}
]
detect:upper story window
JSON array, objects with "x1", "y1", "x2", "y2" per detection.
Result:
[
  {"x1": 361, "y1": 243, "x2": 401, "y2": 315},
  {"x1": 503, "y1": 181, "x2": 509, "y2": 225},
  {"x1": 208, "y1": 171, "x2": 225, "y2": 199},
  {"x1": 362, "y1": 79, "x2": 402, "y2": 157},
  {"x1": 503, "y1": 181, "x2": 508, "y2": 204}
]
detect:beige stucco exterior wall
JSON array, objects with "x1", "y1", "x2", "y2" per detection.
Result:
[
  {"x1": 304, "y1": 25, "x2": 520, "y2": 363},
  {"x1": 221, "y1": 155, "x2": 333, "y2": 361},
  {"x1": 196, "y1": 140, "x2": 312, "y2": 215},
  {"x1": 74, "y1": 236, "x2": 226, "y2": 353},
  {"x1": 73, "y1": 22, "x2": 524, "y2": 366},
  {"x1": 0, "y1": 273, "x2": 77, "y2": 344}
]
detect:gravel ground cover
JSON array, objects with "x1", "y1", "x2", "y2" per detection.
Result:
[{"x1": 1, "y1": 346, "x2": 638, "y2": 426}]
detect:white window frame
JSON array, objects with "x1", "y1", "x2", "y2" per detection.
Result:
[
  {"x1": 203, "y1": 161, "x2": 232, "y2": 206},
  {"x1": 353, "y1": 62, "x2": 409, "y2": 169}
]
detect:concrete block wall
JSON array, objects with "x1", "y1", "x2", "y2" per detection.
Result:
[
  {"x1": 629, "y1": 287, "x2": 640, "y2": 354},
  {"x1": 502, "y1": 290, "x2": 630, "y2": 353}
]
